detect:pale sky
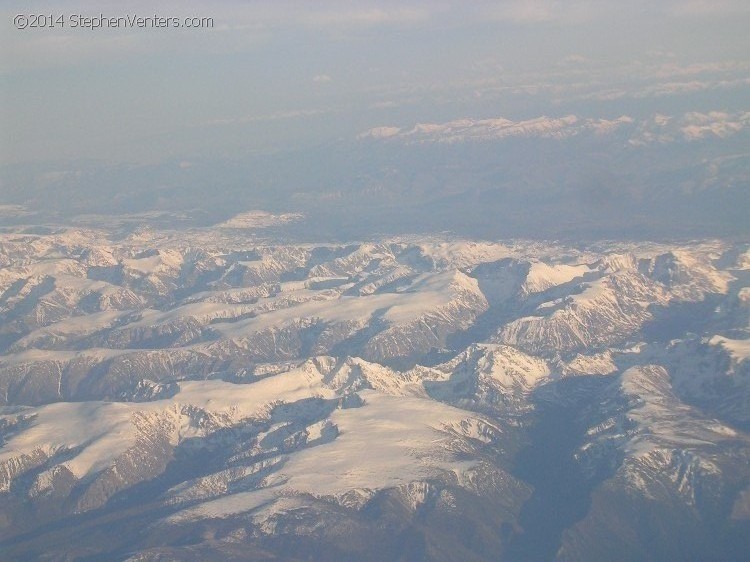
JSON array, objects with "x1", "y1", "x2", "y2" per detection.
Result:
[{"x1": 2, "y1": 0, "x2": 750, "y2": 165}]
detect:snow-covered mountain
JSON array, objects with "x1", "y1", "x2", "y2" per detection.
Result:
[{"x1": 0, "y1": 226, "x2": 748, "y2": 560}]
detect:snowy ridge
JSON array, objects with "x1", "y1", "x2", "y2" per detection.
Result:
[
  {"x1": 359, "y1": 110, "x2": 750, "y2": 147},
  {"x1": 498, "y1": 271, "x2": 667, "y2": 355}
]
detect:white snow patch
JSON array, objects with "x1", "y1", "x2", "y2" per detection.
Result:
[
  {"x1": 218, "y1": 211, "x2": 303, "y2": 229},
  {"x1": 709, "y1": 336, "x2": 750, "y2": 362},
  {"x1": 273, "y1": 390, "x2": 480, "y2": 495},
  {"x1": 524, "y1": 262, "x2": 590, "y2": 294}
]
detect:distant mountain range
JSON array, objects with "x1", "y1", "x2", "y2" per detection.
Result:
[{"x1": 2, "y1": 107, "x2": 749, "y2": 242}]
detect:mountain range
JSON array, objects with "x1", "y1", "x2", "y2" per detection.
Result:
[{"x1": 0, "y1": 223, "x2": 748, "y2": 561}]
